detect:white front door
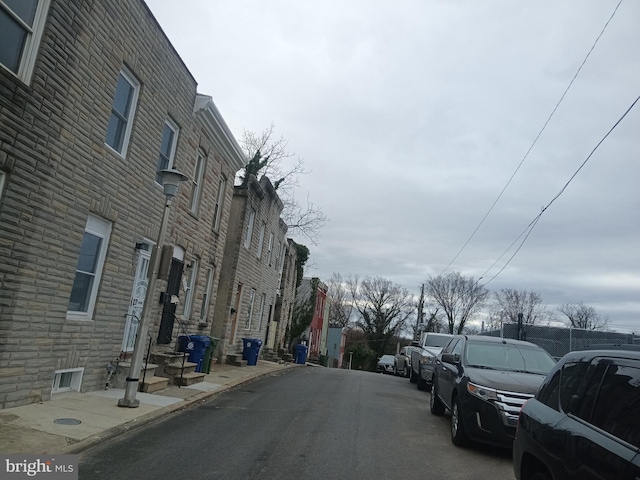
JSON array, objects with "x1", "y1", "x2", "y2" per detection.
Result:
[{"x1": 122, "y1": 242, "x2": 152, "y2": 352}]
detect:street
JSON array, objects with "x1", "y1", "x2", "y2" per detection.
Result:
[{"x1": 79, "y1": 367, "x2": 515, "y2": 480}]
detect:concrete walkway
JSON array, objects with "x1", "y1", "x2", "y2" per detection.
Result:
[{"x1": 0, "y1": 360, "x2": 296, "y2": 454}]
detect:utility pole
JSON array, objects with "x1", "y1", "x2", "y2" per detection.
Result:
[{"x1": 416, "y1": 283, "x2": 425, "y2": 341}]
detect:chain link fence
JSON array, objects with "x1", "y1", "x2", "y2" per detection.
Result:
[{"x1": 482, "y1": 323, "x2": 639, "y2": 360}]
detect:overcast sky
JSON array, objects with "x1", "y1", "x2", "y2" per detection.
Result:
[{"x1": 145, "y1": 0, "x2": 639, "y2": 334}]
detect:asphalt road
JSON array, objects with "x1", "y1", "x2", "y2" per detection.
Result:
[{"x1": 79, "y1": 366, "x2": 515, "y2": 480}]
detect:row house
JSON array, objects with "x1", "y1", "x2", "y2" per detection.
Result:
[
  {"x1": 0, "y1": 0, "x2": 246, "y2": 408},
  {"x1": 267, "y1": 238, "x2": 300, "y2": 356},
  {"x1": 212, "y1": 175, "x2": 288, "y2": 360},
  {"x1": 296, "y1": 278, "x2": 329, "y2": 362},
  {"x1": 327, "y1": 327, "x2": 347, "y2": 368}
]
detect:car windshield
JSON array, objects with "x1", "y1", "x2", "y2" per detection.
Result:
[
  {"x1": 464, "y1": 341, "x2": 556, "y2": 375},
  {"x1": 424, "y1": 334, "x2": 451, "y2": 347},
  {"x1": 380, "y1": 355, "x2": 394, "y2": 363}
]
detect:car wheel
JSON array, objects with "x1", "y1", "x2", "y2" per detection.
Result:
[
  {"x1": 403, "y1": 365, "x2": 409, "y2": 378},
  {"x1": 451, "y1": 395, "x2": 469, "y2": 446},
  {"x1": 430, "y1": 381, "x2": 445, "y2": 416},
  {"x1": 393, "y1": 365, "x2": 398, "y2": 376},
  {"x1": 409, "y1": 366, "x2": 417, "y2": 383}
]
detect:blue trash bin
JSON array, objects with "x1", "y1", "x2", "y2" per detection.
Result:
[
  {"x1": 177, "y1": 335, "x2": 211, "y2": 372},
  {"x1": 242, "y1": 338, "x2": 262, "y2": 366},
  {"x1": 295, "y1": 344, "x2": 308, "y2": 364}
]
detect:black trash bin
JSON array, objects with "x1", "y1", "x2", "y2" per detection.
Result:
[
  {"x1": 242, "y1": 338, "x2": 262, "y2": 366},
  {"x1": 177, "y1": 335, "x2": 211, "y2": 372},
  {"x1": 295, "y1": 344, "x2": 308, "y2": 364}
]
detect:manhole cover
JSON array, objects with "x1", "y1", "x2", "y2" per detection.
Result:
[{"x1": 54, "y1": 418, "x2": 82, "y2": 425}]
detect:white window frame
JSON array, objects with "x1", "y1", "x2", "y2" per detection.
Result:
[
  {"x1": 105, "y1": 67, "x2": 139, "y2": 157},
  {"x1": 199, "y1": 266, "x2": 215, "y2": 323},
  {"x1": 67, "y1": 215, "x2": 112, "y2": 320},
  {"x1": 52, "y1": 367, "x2": 84, "y2": 394},
  {"x1": 0, "y1": 0, "x2": 51, "y2": 84},
  {"x1": 245, "y1": 288, "x2": 256, "y2": 330},
  {"x1": 189, "y1": 149, "x2": 206, "y2": 213},
  {"x1": 212, "y1": 176, "x2": 226, "y2": 231},
  {"x1": 267, "y1": 232, "x2": 274, "y2": 266},
  {"x1": 257, "y1": 293, "x2": 266, "y2": 332},
  {"x1": 256, "y1": 223, "x2": 266, "y2": 258},
  {"x1": 244, "y1": 209, "x2": 256, "y2": 249},
  {"x1": 155, "y1": 118, "x2": 179, "y2": 185},
  {"x1": 182, "y1": 257, "x2": 198, "y2": 319}
]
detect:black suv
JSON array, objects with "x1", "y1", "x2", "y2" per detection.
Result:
[
  {"x1": 513, "y1": 346, "x2": 640, "y2": 480},
  {"x1": 430, "y1": 335, "x2": 557, "y2": 448}
]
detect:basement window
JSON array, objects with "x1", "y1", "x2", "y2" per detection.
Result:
[{"x1": 52, "y1": 368, "x2": 84, "y2": 394}]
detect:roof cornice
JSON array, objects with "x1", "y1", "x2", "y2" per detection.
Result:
[{"x1": 193, "y1": 94, "x2": 246, "y2": 171}]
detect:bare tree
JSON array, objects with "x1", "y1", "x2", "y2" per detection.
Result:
[
  {"x1": 493, "y1": 288, "x2": 550, "y2": 326},
  {"x1": 558, "y1": 302, "x2": 609, "y2": 330},
  {"x1": 425, "y1": 272, "x2": 489, "y2": 334},
  {"x1": 239, "y1": 125, "x2": 328, "y2": 244},
  {"x1": 326, "y1": 272, "x2": 353, "y2": 328},
  {"x1": 346, "y1": 276, "x2": 415, "y2": 358}
]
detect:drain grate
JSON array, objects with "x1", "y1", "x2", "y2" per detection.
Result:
[{"x1": 54, "y1": 418, "x2": 82, "y2": 425}]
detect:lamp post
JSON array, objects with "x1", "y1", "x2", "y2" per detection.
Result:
[{"x1": 119, "y1": 169, "x2": 188, "y2": 408}]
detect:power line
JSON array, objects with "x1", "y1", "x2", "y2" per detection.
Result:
[
  {"x1": 440, "y1": 0, "x2": 624, "y2": 275},
  {"x1": 482, "y1": 93, "x2": 640, "y2": 286}
]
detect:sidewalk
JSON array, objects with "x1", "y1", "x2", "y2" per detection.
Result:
[{"x1": 0, "y1": 360, "x2": 295, "y2": 455}]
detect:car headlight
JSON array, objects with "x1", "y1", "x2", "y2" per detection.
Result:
[
  {"x1": 420, "y1": 356, "x2": 434, "y2": 365},
  {"x1": 467, "y1": 382, "x2": 499, "y2": 402}
]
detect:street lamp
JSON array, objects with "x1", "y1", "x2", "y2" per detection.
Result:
[{"x1": 119, "y1": 169, "x2": 188, "y2": 408}]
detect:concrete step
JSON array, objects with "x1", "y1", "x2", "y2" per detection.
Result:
[
  {"x1": 140, "y1": 375, "x2": 169, "y2": 393},
  {"x1": 112, "y1": 362, "x2": 159, "y2": 389},
  {"x1": 151, "y1": 351, "x2": 189, "y2": 366},
  {"x1": 174, "y1": 372, "x2": 206, "y2": 386},
  {"x1": 162, "y1": 361, "x2": 197, "y2": 376},
  {"x1": 226, "y1": 354, "x2": 247, "y2": 367}
]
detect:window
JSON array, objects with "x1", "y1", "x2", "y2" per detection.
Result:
[
  {"x1": 199, "y1": 267, "x2": 215, "y2": 323},
  {"x1": 105, "y1": 68, "x2": 139, "y2": 156},
  {"x1": 67, "y1": 215, "x2": 112, "y2": 319},
  {"x1": 0, "y1": 0, "x2": 51, "y2": 83},
  {"x1": 182, "y1": 257, "x2": 198, "y2": 319},
  {"x1": 256, "y1": 223, "x2": 266, "y2": 258},
  {"x1": 155, "y1": 119, "x2": 179, "y2": 184},
  {"x1": 559, "y1": 361, "x2": 591, "y2": 413},
  {"x1": 244, "y1": 209, "x2": 255, "y2": 249},
  {"x1": 189, "y1": 150, "x2": 206, "y2": 213},
  {"x1": 275, "y1": 241, "x2": 282, "y2": 270},
  {"x1": 212, "y1": 176, "x2": 226, "y2": 231},
  {"x1": 245, "y1": 289, "x2": 256, "y2": 329},
  {"x1": 52, "y1": 368, "x2": 83, "y2": 394},
  {"x1": 257, "y1": 293, "x2": 266, "y2": 331},
  {"x1": 267, "y1": 232, "x2": 274, "y2": 265},
  {"x1": 580, "y1": 362, "x2": 640, "y2": 448}
]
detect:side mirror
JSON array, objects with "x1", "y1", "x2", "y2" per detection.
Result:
[{"x1": 441, "y1": 353, "x2": 460, "y2": 365}]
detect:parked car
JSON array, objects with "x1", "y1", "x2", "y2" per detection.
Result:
[
  {"x1": 377, "y1": 354, "x2": 395, "y2": 374},
  {"x1": 410, "y1": 332, "x2": 456, "y2": 390},
  {"x1": 430, "y1": 335, "x2": 557, "y2": 448},
  {"x1": 394, "y1": 343, "x2": 419, "y2": 377},
  {"x1": 513, "y1": 346, "x2": 640, "y2": 480}
]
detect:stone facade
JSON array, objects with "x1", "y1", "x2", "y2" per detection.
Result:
[
  {"x1": 212, "y1": 176, "x2": 288, "y2": 361},
  {"x1": 268, "y1": 238, "x2": 300, "y2": 353},
  {"x1": 0, "y1": 0, "x2": 244, "y2": 408}
]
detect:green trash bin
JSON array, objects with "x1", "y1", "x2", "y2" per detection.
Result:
[{"x1": 202, "y1": 337, "x2": 220, "y2": 374}]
